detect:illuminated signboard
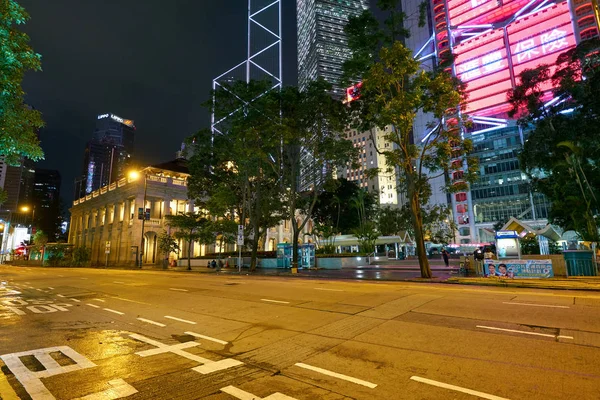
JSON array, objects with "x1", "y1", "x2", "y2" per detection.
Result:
[
  {"x1": 453, "y1": 1, "x2": 576, "y2": 117},
  {"x1": 97, "y1": 113, "x2": 135, "y2": 128},
  {"x1": 345, "y1": 82, "x2": 363, "y2": 103},
  {"x1": 448, "y1": 0, "x2": 535, "y2": 27}
]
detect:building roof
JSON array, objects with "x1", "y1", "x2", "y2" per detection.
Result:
[
  {"x1": 501, "y1": 217, "x2": 562, "y2": 242},
  {"x1": 149, "y1": 158, "x2": 189, "y2": 175}
]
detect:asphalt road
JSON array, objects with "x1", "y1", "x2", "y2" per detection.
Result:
[{"x1": 1, "y1": 266, "x2": 599, "y2": 400}]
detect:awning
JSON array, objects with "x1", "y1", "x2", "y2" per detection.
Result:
[{"x1": 501, "y1": 217, "x2": 562, "y2": 242}]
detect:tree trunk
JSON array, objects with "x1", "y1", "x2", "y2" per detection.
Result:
[
  {"x1": 292, "y1": 224, "x2": 300, "y2": 269},
  {"x1": 187, "y1": 239, "x2": 192, "y2": 271},
  {"x1": 250, "y1": 225, "x2": 260, "y2": 272},
  {"x1": 409, "y1": 187, "x2": 432, "y2": 279}
]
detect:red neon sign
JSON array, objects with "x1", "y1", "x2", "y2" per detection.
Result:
[
  {"x1": 345, "y1": 82, "x2": 362, "y2": 103},
  {"x1": 448, "y1": 0, "x2": 534, "y2": 27}
]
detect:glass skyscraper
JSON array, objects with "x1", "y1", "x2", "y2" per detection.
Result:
[{"x1": 297, "y1": 0, "x2": 369, "y2": 98}]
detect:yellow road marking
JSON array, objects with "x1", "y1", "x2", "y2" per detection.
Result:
[{"x1": 0, "y1": 369, "x2": 19, "y2": 400}]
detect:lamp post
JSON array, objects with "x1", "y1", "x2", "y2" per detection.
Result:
[{"x1": 20, "y1": 205, "x2": 36, "y2": 230}]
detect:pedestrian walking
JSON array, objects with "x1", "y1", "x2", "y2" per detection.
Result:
[{"x1": 441, "y1": 249, "x2": 450, "y2": 267}]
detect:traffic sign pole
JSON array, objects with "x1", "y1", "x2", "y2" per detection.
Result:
[{"x1": 237, "y1": 225, "x2": 244, "y2": 273}]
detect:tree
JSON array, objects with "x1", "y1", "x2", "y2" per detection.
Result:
[
  {"x1": 187, "y1": 80, "x2": 286, "y2": 270},
  {"x1": 157, "y1": 230, "x2": 179, "y2": 268},
  {"x1": 343, "y1": 1, "x2": 476, "y2": 278},
  {"x1": 508, "y1": 39, "x2": 600, "y2": 243},
  {"x1": 31, "y1": 229, "x2": 47, "y2": 260},
  {"x1": 279, "y1": 79, "x2": 356, "y2": 269},
  {"x1": 165, "y1": 212, "x2": 213, "y2": 271},
  {"x1": 0, "y1": 0, "x2": 44, "y2": 165}
]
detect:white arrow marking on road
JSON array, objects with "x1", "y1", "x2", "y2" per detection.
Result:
[
  {"x1": 313, "y1": 288, "x2": 343, "y2": 292},
  {"x1": 137, "y1": 318, "x2": 166, "y2": 327},
  {"x1": 169, "y1": 288, "x2": 188, "y2": 292},
  {"x1": 410, "y1": 376, "x2": 509, "y2": 400},
  {"x1": 476, "y1": 325, "x2": 573, "y2": 339},
  {"x1": 72, "y1": 379, "x2": 138, "y2": 400},
  {"x1": 502, "y1": 302, "x2": 569, "y2": 309},
  {"x1": 103, "y1": 308, "x2": 124, "y2": 315},
  {"x1": 261, "y1": 299, "x2": 290, "y2": 304},
  {"x1": 165, "y1": 315, "x2": 196, "y2": 324},
  {"x1": 294, "y1": 363, "x2": 377, "y2": 388},
  {"x1": 221, "y1": 385, "x2": 298, "y2": 399},
  {"x1": 185, "y1": 331, "x2": 228, "y2": 345}
]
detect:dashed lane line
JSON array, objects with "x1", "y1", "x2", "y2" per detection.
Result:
[
  {"x1": 137, "y1": 318, "x2": 166, "y2": 327},
  {"x1": 502, "y1": 302, "x2": 570, "y2": 309},
  {"x1": 261, "y1": 298, "x2": 290, "y2": 304},
  {"x1": 476, "y1": 325, "x2": 573, "y2": 340},
  {"x1": 169, "y1": 288, "x2": 189, "y2": 292},
  {"x1": 184, "y1": 331, "x2": 228, "y2": 345},
  {"x1": 165, "y1": 315, "x2": 196, "y2": 325},
  {"x1": 57, "y1": 294, "x2": 66, "y2": 298},
  {"x1": 410, "y1": 376, "x2": 509, "y2": 400},
  {"x1": 47, "y1": 287, "x2": 54, "y2": 290},
  {"x1": 313, "y1": 288, "x2": 344, "y2": 292},
  {"x1": 92, "y1": 298, "x2": 106, "y2": 302},
  {"x1": 113, "y1": 281, "x2": 126, "y2": 284},
  {"x1": 294, "y1": 363, "x2": 377, "y2": 389},
  {"x1": 104, "y1": 308, "x2": 124, "y2": 315},
  {"x1": 86, "y1": 303, "x2": 101, "y2": 308},
  {"x1": 70, "y1": 298, "x2": 81, "y2": 303}
]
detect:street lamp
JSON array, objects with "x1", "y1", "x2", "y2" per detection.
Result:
[
  {"x1": 129, "y1": 170, "x2": 147, "y2": 268},
  {"x1": 20, "y1": 205, "x2": 35, "y2": 228}
]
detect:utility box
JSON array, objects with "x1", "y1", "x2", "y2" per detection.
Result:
[{"x1": 564, "y1": 250, "x2": 597, "y2": 276}]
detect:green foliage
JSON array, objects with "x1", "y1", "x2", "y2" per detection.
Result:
[
  {"x1": 519, "y1": 235, "x2": 540, "y2": 255},
  {"x1": 508, "y1": 39, "x2": 600, "y2": 242},
  {"x1": 31, "y1": 230, "x2": 48, "y2": 246},
  {"x1": 353, "y1": 221, "x2": 379, "y2": 254},
  {"x1": 157, "y1": 230, "x2": 179, "y2": 260},
  {"x1": 0, "y1": 188, "x2": 7, "y2": 207},
  {"x1": 72, "y1": 246, "x2": 91, "y2": 265},
  {"x1": 0, "y1": 0, "x2": 44, "y2": 165},
  {"x1": 165, "y1": 212, "x2": 214, "y2": 270},
  {"x1": 343, "y1": 1, "x2": 476, "y2": 278}
]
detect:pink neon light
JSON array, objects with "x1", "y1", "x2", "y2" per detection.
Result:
[{"x1": 448, "y1": 0, "x2": 533, "y2": 27}]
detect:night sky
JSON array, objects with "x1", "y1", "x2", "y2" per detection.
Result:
[{"x1": 19, "y1": 0, "x2": 298, "y2": 203}]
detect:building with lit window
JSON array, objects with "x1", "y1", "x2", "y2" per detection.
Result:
[
  {"x1": 397, "y1": 0, "x2": 600, "y2": 243},
  {"x1": 76, "y1": 113, "x2": 135, "y2": 198},
  {"x1": 297, "y1": 0, "x2": 369, "y2": 98}
]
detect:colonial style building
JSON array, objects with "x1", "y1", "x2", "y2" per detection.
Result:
[{"x1": 68, "y1": 158, "x2": 298, "y2": 266}]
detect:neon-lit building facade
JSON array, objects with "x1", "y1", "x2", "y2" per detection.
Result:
[{"x1": 416, "y1": 0, "x2": 600, "y2": 242}]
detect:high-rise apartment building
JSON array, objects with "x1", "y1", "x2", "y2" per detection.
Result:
[
  {"x1": 76, "y1": 113, "x2": 135, "y2": 198},
  {"x1": 297, "y1": 0, "x2": 369, "y2": 98}
]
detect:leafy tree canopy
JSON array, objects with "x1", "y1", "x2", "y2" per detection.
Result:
[{"x1": 0, "y1": 0, "x2": 44, "y2": 165}]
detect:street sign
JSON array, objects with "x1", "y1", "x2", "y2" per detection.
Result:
[
  {"x1": 105, "y1": 241, "x2": 111, "y2": 254},
  {"x1": 237, "y1": 234, "x2": 244, "y2": 245},
  {"x1": 238, "y1": 225, "x2": 244, "y2": 235}
]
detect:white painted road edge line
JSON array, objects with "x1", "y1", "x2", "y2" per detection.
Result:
[
  {"x1": 169, "y1": 288, "x2": 188, "y2": 292},
  {"x1": 410, "y1": 376, "x2": 509, "y2": 400},
  {"x1": 184, "y1": 331, "x2": 228, "y2": 345},
  {"x1": 137, "y1": 318, "x2": 166, "y2": 327},
  {"x1": 86, "y1": 303, "x2": 100, "y2": 308},
  {"x1": 294, "y1": 363, "x2": 377, "y2": 389},
  {"x1": 503, "y1": 302, "x2": 570, "y2": 309},
  {"x1": 261, "y1": 298, "x2": 290, "y2": 304},
  {"x1": 313, "y1": 288, "x2": 343, "y2": 292},
  {"x1": 164, "y1": 315, "x2": 196, "y2": 325},
  {"x1": 476, "y1": 325, "x2": 573, "y2": 339},
  {"x1": 103, "y1": 308, "x2": 124, "y2": 315}
]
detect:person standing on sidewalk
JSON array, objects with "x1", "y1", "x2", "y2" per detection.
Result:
[{"x1": 441, "y1": 249, "x2": 450, "y2": 267}]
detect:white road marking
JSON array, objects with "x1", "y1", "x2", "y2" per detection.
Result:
[
  {"x1": 313, "y1": 287, "x2": 343, "y2": 292},
  {"x1": 56, "y1": 294, "x2": 65, "y2": 298},
  {"x1": 165, "y1": 315, "x2": 196, "y2": 324},
  {"x1": 261, "y1": 298, "x2": 290, "y2": 304},
  {"x1": 476, "y1": 325, "x2": 573, "y2": 339},
  {"x1": 503, "y1": 302, "x2": 570, "y2": 309},
  {"x1": 47, "y1": 287, "x2": 54, "y2": 290},
  {"x1": 58, "y1": 275, "x2": 64, "y2": 277},
  {"x1": 220, "y1": 386, "x2": 298, "y2": 400},
  {"x1": 113, "y1": 281, "x2": 126, "y2": 284},
  {"x1": 410, "y1": 376, "x2": 509, "y2": 400},
  {"x1": 72, "y1": 378, "x2": 138, "y2": 400},
  {"x1": 70, "y1": 298, "x2": 81, "y2": 303},
  {"x1": 184, "y1": 331, "x2": 228, "y2": 345},
  {"x1": 80, "y1": 278, "x2": 88, "y2": 280},
  {"x1": 294, "y1": 363, "x2": 377, "y2": 389},
  {"x1": 86, "y1": 303, "x2": 101, "y2": 308},
  {"x1": 35, "y1": 289, "x2": 42, "y2": 292},
  {"x1": 103, "y1": 308, "x2": 124, "y2": 315},
  {"x1": 0, "y1": 346, "x2": 96, "y2": 400},
  {"x1": 129, "y1": 333, "x2": 242, "y2": 374},
  {"x1": 558, "y1": 335, "x2": 575, "y2": 340},
  {"x1": 137, "y1": 318, "x2": 166, "y2": 327},
  {"x1": 92, "y1": 298, "x2": 106, "y2": 302},
  {"x1": 109, "y1": 296, "x2": 150, "y2": 305},
  {"x1": 169, "y1": 288, "x2": 188, "y2": 292}
]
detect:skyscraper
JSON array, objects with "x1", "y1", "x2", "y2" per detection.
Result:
[
  {"x1": 76, "y1": 113, "x2": 135, "y2": 198},
  {"x1": 33, "y1": 169, "x2": 62, "y2": 240},
  {"x1": 297, "y1": 0, "x2": 369, "y2": 98}
]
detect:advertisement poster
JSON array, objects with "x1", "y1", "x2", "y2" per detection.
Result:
[{"x1": 484, "y1": 260, "x2": 553, "y2": 278}]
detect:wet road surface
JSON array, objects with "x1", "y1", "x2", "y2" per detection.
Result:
[{"x1": 1, "y1": 265, "x2": 600, "y2": 399}]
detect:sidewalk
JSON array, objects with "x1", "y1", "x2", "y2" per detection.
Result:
[{"x1": 446, "y1": 276, "x2": 600, "y2": 291}]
